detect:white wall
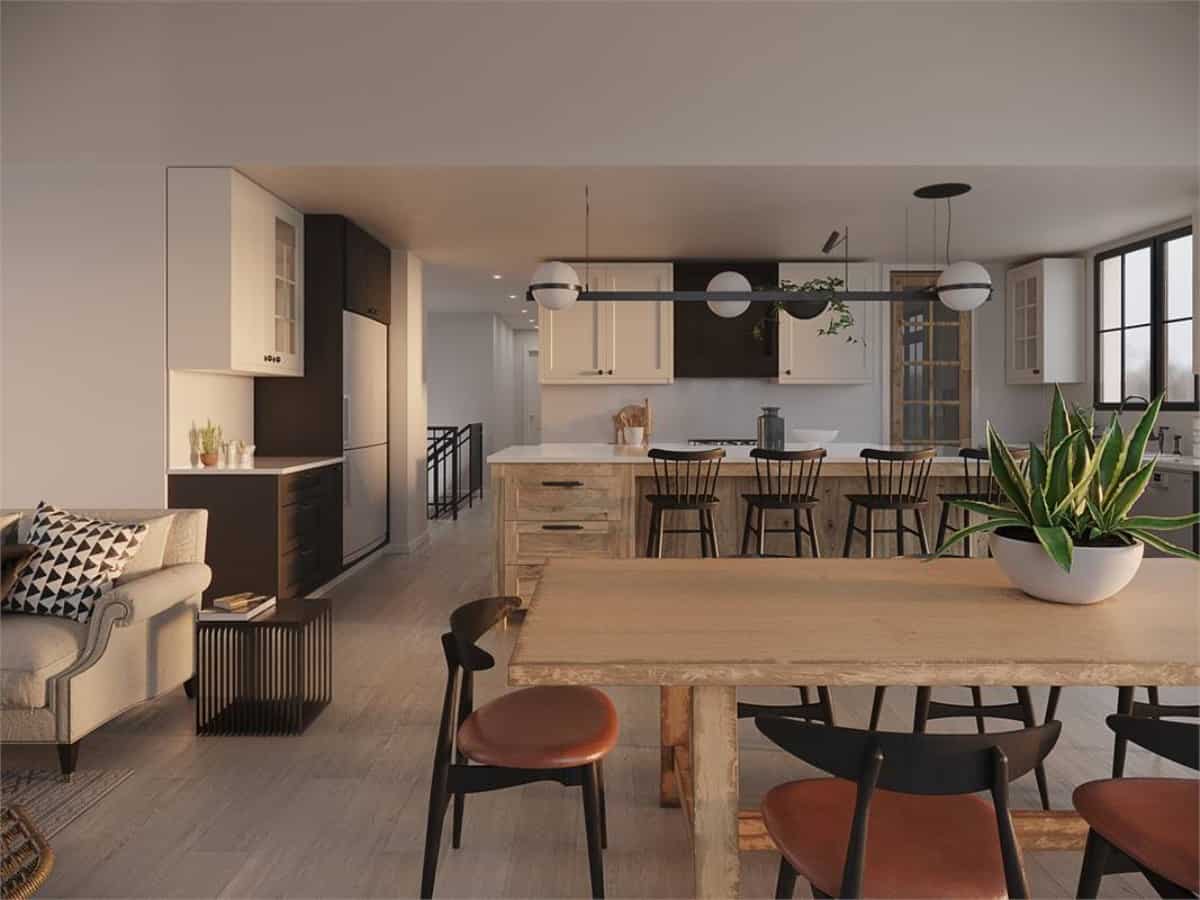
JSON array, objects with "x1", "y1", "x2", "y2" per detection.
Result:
[
  {"x1": 1059, "y1": 217, "x2": 1197, "y2": 452},
  {"x1": 426, "y1": 311, "x2": 525, "y2": 456},
  {"x1": 166, "y1": 372, "x2": 254, "y2": 468}
]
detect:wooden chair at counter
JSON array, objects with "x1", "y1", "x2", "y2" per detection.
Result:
[
  {"x1": 1074, "y1": 715, "x2": 1199, "y2": 898},
  {"x1": 935, "y1": 446, "x2": 1030, "y2": 557},
  {"x1": 644, "y1": 447, "x2": 724, "y2": 558},
  {"x1": 740, "y1": 448, "x2": 826, "y2": 558},
  {"x1": 755, "y1": 715, "x2": 1061, "y2": 899},
  {"x1": 840, "y1": 447, "x2": 935, "y2": 559},
  {"x1": 421, "y1": 596, "x2": 617, "y2": 899}
]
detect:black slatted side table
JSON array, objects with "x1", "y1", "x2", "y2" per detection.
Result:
[{"x1": 196, "y1": 597, "x2": 332, "y2": 735}]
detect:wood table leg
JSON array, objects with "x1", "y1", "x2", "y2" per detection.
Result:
[
  {"x1": 661, "y1": 686, "x2": 692, "y2": 807},
  {"x1": 691, "y1": 685, "x2": 739, "y2": 899}
]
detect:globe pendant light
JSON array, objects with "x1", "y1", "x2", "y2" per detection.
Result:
[
  {"x1": 705, "y1": 270, "x2": 753, "y2": 318},
  {"x1": 528, "y1": 260, "x2": 582, "y2": 310},
  {"x1": 913, "y1": 182, "x2": 992, "y2": 312}
]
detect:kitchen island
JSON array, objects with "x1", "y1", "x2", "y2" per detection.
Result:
[{"x1": 489, "y1": 442, "x2": 987, "y2": 605}]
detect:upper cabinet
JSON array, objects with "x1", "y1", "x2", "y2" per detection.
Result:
[
  {"x1": 1005, "y1": 258, "x2": 1084, "y2": 385},
  {"x1": 343, "y1": 220, "x2": 391, "y2": 325},
  {"x1": 168, "y1": 168, "x2": 305, "y2": 377},
  {"x1": 539, "y1": 263, "x2": 673, "y2": 384},
  {"x1": 777, "y1": 262, "x2": 876, "y2": 384}
]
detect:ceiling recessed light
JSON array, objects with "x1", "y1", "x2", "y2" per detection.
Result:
[
  {"x1": 508, "y1": 294, "x2": 517, "y2": 300},
  {"x1": 492, "y1": 274, "x2": 502, "y2": 280}
]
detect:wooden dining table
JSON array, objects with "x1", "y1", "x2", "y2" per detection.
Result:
[{"x1": 507, "y1": 556, "x2": 1200, "y2": 899}]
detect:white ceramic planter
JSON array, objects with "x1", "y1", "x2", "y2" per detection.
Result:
[{"x1": 990, "y1": 532, "x2": 1144, "y2": 605}]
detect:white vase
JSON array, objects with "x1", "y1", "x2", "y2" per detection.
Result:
[{"x1": 990, "y1": 531, "x2": 1144, "y2": 605}]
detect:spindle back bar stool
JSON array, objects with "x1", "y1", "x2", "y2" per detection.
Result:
[
  {"x1": 644, "y1": 447, "x2": 724, "y2": 558},
  {"x1": 935, "y1": 446, "x2": 1030, "y2": 557},
  {"x1": 740, "y1": 448, "x2": 826, "y2": 558},
  {"x1": 841, "y1": 448, "x2": 935, "y2": 558}
]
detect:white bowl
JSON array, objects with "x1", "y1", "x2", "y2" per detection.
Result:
[
  {"x1": 791, "y1": 429, "x2": 838, "y2": 446},
  {"x1": 991, "y1": 532, "x2": 1144, "y2": 605}
]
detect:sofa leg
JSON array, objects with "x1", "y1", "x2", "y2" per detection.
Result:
[
  {"x1": 57, "y1": 741, "x2": 79, "y2": 781},
  {"x1": 183, "y1": 675, "x2": 196, "y2": 700}
]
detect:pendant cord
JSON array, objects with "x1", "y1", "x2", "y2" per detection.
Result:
[
  {"x1": 945, "y1": 197, "x2": 952, "y2": 266},
  {"x1": 584, "y1": 184, "x2": 590, "y2": 287},
  {"x1": 843, "y1": 225, "x2": 849, "y2": 285},
  {"x1": 932, "y1": 199, "x2": 937, "y2": 275},
  {"x1": 905, "y1": 206, "x2": 910, "y2": 271}
]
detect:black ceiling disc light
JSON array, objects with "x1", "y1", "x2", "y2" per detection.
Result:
[{"x1": 913, "y1": 182, "x2": 972, "y2": 200}]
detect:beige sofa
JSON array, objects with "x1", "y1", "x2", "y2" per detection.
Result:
[{"x1": 1, "y1": 509, "x2": 211, "y2": 775}]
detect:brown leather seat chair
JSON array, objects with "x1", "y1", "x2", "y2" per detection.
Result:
[
  {"x1": 1075, "y1": 715, "x2": 1199, "y2": 898},
  {"x1": 420, "y1": 596, "x2": 618, "y2": 899},
  {"x1": 754, "y1": 716, "x2": 1060, "y2": 899}
]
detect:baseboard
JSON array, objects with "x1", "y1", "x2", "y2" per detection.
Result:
[
  {"x1": 306, "y1": 548, "x2": 386, "y2": 598},
  {"x1": 385, "y1": 529, "x2": 431, "y2": 558}
]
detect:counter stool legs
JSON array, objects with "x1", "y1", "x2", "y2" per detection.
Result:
[{"x1": 740, "y1": 504, "x2": 755, "y2": 556}]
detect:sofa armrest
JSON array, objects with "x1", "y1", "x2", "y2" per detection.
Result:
[{"x1": 93, "y1": 563, "x2": 212, "y2": 627}]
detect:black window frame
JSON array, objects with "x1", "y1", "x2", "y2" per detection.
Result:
[{"x1": 1093, "y1": 225, "x2": 1197, "y2": 412}]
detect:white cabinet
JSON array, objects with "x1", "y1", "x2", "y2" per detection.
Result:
[
  {"x1": 777, "y1": 262, "x2": 876, "y2": 384},
  {"x1": 168, "y1": 167, "x2": 304, "y2": 377},
  {"x1": 1005, "y1": 258, "x2": 1084, "y2": 385},
  {"x1": 539, "y1": 262, "x2": 674, "y2": 384}
]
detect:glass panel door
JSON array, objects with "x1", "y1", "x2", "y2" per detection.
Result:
[{"x1": 274, "y1": 218, "x2": 297, "y2": 355}]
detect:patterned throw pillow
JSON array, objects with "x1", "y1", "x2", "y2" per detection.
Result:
[{"x1": 2, "y1": 503, "x2": 148, "y2": 623}]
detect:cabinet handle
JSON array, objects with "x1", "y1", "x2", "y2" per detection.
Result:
[
  {"x1": 785, "y1": 369, "x2": 792, "y2": 375},
  {"x1": 541, "y1": 480, "x2": 584, "y2": 488},
  {"x1": 342, "y1": 395, "x2": 351, "y2": 446},
  {"x1": 606, "y1": 369, "x2": 613, "y2": 375},
  {"x1": 596, "y1": 369, "x2": 603, "y2": 375},
  {"x1": 541, "y1": 524, "x2": 584, "y2": 531},
  {"x1": 1033, "y1": 368, "x2": 1041, "y2": 375}
]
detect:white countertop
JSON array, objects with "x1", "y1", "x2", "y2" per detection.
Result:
[
  {"x1": 487, "y1": 442, "x2": 968, "y2": 464},
  {"x1": 168, "y1": 456, "x2": 344, "y2": 476}
]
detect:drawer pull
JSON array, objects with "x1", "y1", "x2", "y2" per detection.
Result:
[
  {"x1": 541, "y1": 524, "x2": 584, "y2": 531},
  {"x1": 541, "y1": 480, "x2": 584, "y2": 488}
]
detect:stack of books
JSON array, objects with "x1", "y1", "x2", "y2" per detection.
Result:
[{"x1": 199, "y1": 592, "x2": 277, "y2": 622}]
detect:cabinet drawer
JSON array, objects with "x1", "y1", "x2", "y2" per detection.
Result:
[
  {"x1": 281, "y1": 468, "x2": 330, "y2": 505},
  {"x1": 502, "y1": 563, "x2": 544, "y2": 606},
  {"x1": 505, "y1": 467, "x2": 625, "y2": 521},
  {"x1": 280, "y1": 499, "x2": 321, "y2": 552},
  {"x1": 280, "y1": 546, "x2": 319, "y2": 599},
  {"x1": 505, "y1": 522, "x2": 619, "y2": 564}
]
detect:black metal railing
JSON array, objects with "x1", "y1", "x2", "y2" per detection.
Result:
[{"x1": 427, "y1": 423, "x2": 483, "y2": 520}]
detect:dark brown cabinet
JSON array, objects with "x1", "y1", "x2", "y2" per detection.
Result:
[
  {"x1": 344, "y1": 220, "x2": 391, "y2": 325},
  {"x1": 168, "y1": 464, "x2": 341, "y2": 602}
]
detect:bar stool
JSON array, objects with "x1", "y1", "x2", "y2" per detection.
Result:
[
  {"x1": 644, "y1": 448, "x2": 724, "y2": 558},
  {"x1": 739, "y1": 448, "x2": 825, "y2": 558},
  {"x1": 841, "y1": 448, "x2": 935, "y2": 559},
  {"x1": 935, "y1": 446, "x2": 1030, "y2": 556}
]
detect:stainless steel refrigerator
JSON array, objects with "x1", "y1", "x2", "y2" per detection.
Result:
[{"x1": 342, "y1": 310, "x2": 388, "y2": 564}]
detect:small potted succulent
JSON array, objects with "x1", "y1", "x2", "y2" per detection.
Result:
[
  {"x1": 193, "y1": 420, "x2": 223, "y2": 468},
  {"x1": 935, "y1": 387, "x2": 1199, "y2": 604}
]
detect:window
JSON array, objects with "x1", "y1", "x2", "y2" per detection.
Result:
[
  {"x1": 1095, "y1": 226, "x2": 1196, "y2": 410},
  {"x1": 890, "y1": 270, "x2": 972, "y2": 447}
]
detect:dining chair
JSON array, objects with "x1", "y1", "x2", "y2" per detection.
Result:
[
  {"x1": 841, "y1": 447, "x2": 935, "y2": 559},
  {"x1": 1045, "y1": 685, "x2": 1200, "y2": 778},
  {"x1": 1075, "y1": 715, "x2": 1199, "y2": 898},
  {"x1": 644, "y1": 448, "x2": 724, "y2": 558},
  {"x1": 739, "y1": 448, "x2": 825, "y2": 558},
  {"x1": 421, "y1": 596, "x2": 618, "y2": 898},
  {"x1": 755, "y1": 716, "x2": 1061, "y2": 899}
]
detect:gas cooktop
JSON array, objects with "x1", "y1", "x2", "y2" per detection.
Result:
[{"x1": 687, "y1": 438, "x2": 758, "y2": 447}]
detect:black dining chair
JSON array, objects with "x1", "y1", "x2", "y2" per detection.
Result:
[
  {"x1": 740, "y1": 448, "x2": 826, "y2": 558},
  {"x1": 644, "y1": 448, "x2": 724, "y2": 558},
  {"x1": 755, "y1": 716, "x2": 1061, "y2": 899},
  {"x1": 1075, "y1": 715, "x2": 1199, "y2": 898},
  {"x1": 421, "y1": 596, "x2": 618, "y2": 898}
]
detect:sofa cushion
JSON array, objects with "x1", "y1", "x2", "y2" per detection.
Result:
[
  {"x1": 117, "y1": 513, "x2": 175, "y2": 584},
  {"x1": 2, "y1": 544, "x2": 37, "y2": 599},
  {"x1": 3, "y1": 503, "x2": 148, "y2": 623},
  {"x1": 0, "y1": 612, "x2": 87, "y2": 708}
]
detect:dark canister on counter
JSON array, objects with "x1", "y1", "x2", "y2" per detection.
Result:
[{"x1": 757, "y1": 406, "x2": 785, "y2": 450}]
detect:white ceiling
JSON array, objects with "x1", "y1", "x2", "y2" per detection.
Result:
[{"x1": 243, "y1": 164, "x2": 1198, "y2": 330}]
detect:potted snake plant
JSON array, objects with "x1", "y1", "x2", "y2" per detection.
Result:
[{"x1": 935, "y1": 387, "x2": 1200, "y2": 604}]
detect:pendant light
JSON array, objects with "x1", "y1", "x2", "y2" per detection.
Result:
[
  {"x1": 528, "y1": 260, "x2": 582, "y2": 310},
  {"x1": 705, "y1": 271, "x2": 752, "y2": 318},
  {"x1": 915, "y1": 182, "x2": 992, "y2": 312}
]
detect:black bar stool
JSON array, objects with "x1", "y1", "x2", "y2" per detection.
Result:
[
  {"x1": 740, "y1": 448, "x2": 825, "y2": 558},
  {"x1": 841, "y1": 448, "x2": 935, "y2": 559},
  {"x1": 644, "y1": 448, "x2": 724, "y2": 558},
  {"x1": 935, "y1": 446, "x2": 1030, "y2": 557}
]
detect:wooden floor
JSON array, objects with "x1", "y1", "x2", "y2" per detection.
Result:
[{"x1": 6, "y1": 501, "x2": 1195, "y2": 898}]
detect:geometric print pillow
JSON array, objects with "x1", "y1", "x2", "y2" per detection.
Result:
[{"x1": 1, "y1": 502, "x2": 148, "y2": 623}]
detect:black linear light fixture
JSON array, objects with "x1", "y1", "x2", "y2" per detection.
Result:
[{"x1": 527, "y1": 183, "x2": 992, "y2": 315}]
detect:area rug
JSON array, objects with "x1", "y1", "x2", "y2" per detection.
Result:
[{"x1": 1, "y1": 769, "x2": 133, "y2": 839}]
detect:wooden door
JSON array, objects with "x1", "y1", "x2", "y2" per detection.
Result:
[
  {"x1": 778, "y1": 262, "x2": 875, "y2": 383},
  {"x1": 890, "y1": 270, "x2": 972, "y2": 447},
  {"x1": 606, "y1": 263, "x2": 674, "y2": 383}
]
